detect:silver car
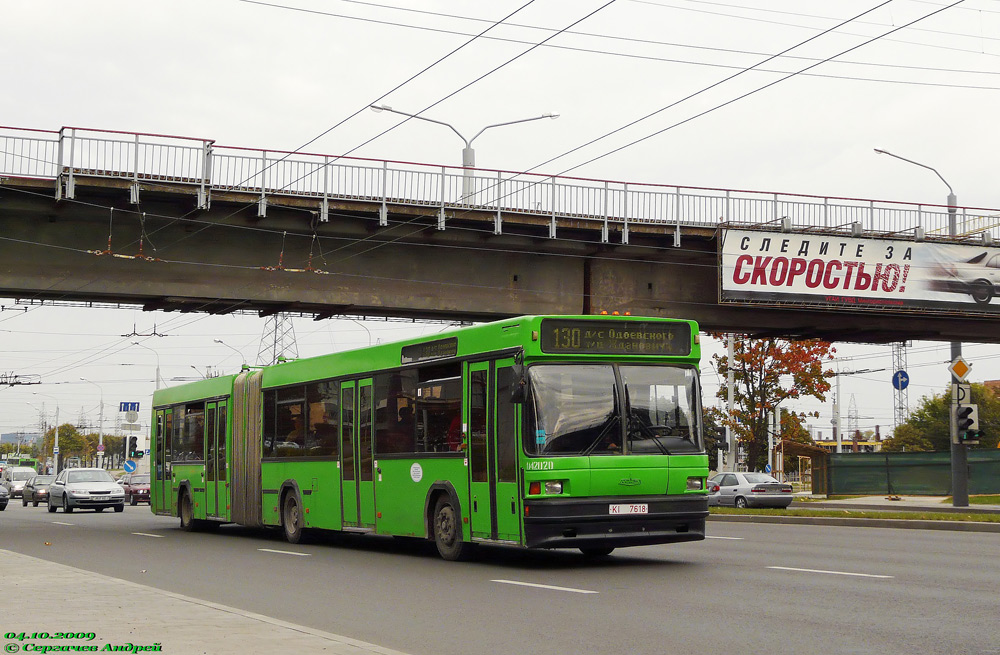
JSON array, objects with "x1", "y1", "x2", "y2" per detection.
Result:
[
  {"x1": 47, "y1": 468, "x2": 125, "y2": 513},
  {"x1": 707, "y1": 472, "x2": 793, "y2": 509}
]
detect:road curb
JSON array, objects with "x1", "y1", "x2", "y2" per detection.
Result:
[{"x1": 709, "y1": 514, "x2": 1000, "y2": 533}]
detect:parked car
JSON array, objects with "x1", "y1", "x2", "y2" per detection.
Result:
[
  {"x1": 0, "y1": 484, "x2": 8, "y2": 510},
  {"x1": 707, "y1": 471, "x2": 793, "y2": 508},
  {"x1": 21, "y1": 474, "x2": 56, "y2": 507},
  {"x1": 47, "y1": 468, "x2": 125, "y2": 513},
  {"x1": 120, "y1": 473, "x2": 151, "y2": 505},
  {"x1": 1, "y1": 466, "x2": 38, "y2": 498}
]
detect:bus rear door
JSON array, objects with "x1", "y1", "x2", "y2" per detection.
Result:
[{"x1": 205, "y1": 400, "x2": 227, "y2": 518}]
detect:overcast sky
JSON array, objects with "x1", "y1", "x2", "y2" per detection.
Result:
[{"x1": 2, "y1": 0, "x2": 999, "y2": 441}]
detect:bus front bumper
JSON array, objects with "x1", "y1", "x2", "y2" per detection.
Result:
[{"x1": 523, "y1": 494, "x2": 708, "y2": 549}]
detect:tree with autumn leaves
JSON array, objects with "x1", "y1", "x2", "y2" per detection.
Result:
[{"x1": 711, "y1": 335, "x2": 836, "y2": 472}]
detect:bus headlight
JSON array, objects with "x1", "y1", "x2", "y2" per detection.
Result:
[
  {"x1": 687, "y1": 477, "x2": 704, "y2": 491},
  {"x1": 528, "y1": 480, "x2": 565, "y2": 495},
  {"x1": 544, "y1": 481, "x2": 563, "y2": 494}
]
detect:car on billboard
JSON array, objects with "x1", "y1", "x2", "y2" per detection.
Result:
[{"x1": 931, "y1": 250, "x2": 1000, "y2": 305}]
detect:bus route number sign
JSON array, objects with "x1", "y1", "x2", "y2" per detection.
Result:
[{"x1": 539, "y1": 319, "x2": 691, "y2": 356}]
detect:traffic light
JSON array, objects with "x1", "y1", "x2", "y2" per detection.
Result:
[
  {"x1": 957, "y1": 404, "x2": 979, "y2": 432},
  {"x1": 956, "y1": 404, "x2": 981, "y2": 445},
  {"x1": 128, "y1": 436, "x2": 138, "y2": 458}
]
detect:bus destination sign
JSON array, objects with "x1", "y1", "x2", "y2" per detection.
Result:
[
  {"x1": 401, "y1": 337, "x2": 459, "y2": 364},
  {"x1": 539, "y1": 319, "x2": 691, "y2": 356}
]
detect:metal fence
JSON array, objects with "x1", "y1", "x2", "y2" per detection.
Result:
[
  {"x1": 826, "y1": 450, "x2": 1000, "y2": 495},
  {"x1": 2, "y1": 125, "x2": 998, "y2": 242}
]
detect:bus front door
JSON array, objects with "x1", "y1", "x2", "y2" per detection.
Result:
[
  {"x1": 468, "y1": 360, "x2": 521, "y2": 543},
  {"x1": 340, "y1": 379, "x2": 376, "y2": 530}
]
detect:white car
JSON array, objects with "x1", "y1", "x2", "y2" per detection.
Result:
[
  {"x1": 933, "y1": 251, "x2": 1000, "y2": 305},
  {"x1": 707, "y1": 472, "x2": 793, "y2": 509},
  {"x1": 1, "y1": 466, "x2": 37, "y2": 498}
]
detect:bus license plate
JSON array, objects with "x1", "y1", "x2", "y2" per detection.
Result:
[{"x1": 609, "y1": 503, "x2": 648, "y2": 515}]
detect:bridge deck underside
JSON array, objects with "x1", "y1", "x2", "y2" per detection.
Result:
[{"x1": 1, "y1": 176, "x2": 997, "y2": 344}]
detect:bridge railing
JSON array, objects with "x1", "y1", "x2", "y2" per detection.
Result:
[{"x1": 1, "y1": 125, "x2": 996, "y2": 242}]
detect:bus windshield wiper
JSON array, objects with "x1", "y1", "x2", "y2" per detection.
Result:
[
  {"x1": 582, "y1": 384, "x2": 620, "y2": 456},
  {"x1": 624, "y1": 383, "x2": 671, "y2": 455}
]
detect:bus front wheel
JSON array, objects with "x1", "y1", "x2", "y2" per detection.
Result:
[{"x1": 432, "y1": 496, "x2": 471, "y2": 561}]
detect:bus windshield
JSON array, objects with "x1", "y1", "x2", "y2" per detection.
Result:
[{"x1": 526, "y1": 363, "x2": 702, "y2": 456}]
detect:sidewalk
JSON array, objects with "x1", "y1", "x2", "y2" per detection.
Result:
[{"x1": 0, "y1": 549, "x2": 409, "y2": 655}]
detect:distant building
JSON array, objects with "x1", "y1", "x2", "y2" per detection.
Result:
[{"x1": 0, "y1": 432, "x2": 40, "y2": 446}]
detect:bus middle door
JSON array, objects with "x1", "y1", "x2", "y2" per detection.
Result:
[{"x1": 340, "y1": 379, "x2": 376, "y2": 530}]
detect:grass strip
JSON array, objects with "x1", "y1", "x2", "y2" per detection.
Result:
[{"x1": 709, "y1": 507, "x2": 1000, "y2": 522}]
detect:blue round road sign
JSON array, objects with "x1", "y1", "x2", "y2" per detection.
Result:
[
  {"x1": 892, "y1": 370, "x2": 909, "y2": 391},
  {"x1": 123, "y1": 460, "x2": 137, "y2": 473}
]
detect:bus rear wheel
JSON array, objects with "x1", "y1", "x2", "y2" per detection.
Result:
[
  {"x1": 179, "y1": 492, "x2": 196, "y2": 531},
  {"x1": 282, "y1": 493, "x2": 305, "y2": 544},
  {"x1": 433, "y1": 496, "x2": 471, "y2": 561}
]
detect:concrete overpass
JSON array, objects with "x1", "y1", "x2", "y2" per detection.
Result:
[{"x1": 2, "y1": 125, "x2": 999, "y2": 343}]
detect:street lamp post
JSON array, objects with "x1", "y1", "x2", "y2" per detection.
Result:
[
  {"x1": 369, "y1": 104, "x2": 559, "y2": 202},
  {"x1": 132, "y1": 341, "x2": 162, "y2": 390},
  {"x1": 213, "y1": 339, "x2": 247, "y2": 371},
  {"x1": 80, "y1": 377, "x2": 105, "y2": 468},
  {"x1": 874, "y1": 148, "x2": 967, "y2": 507},
  {"x1": 31, "y1": 392, "x2": 60, "y2": 473}
]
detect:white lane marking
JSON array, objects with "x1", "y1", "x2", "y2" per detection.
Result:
[
  {"x1": 258, "y1": 548, "x2": 311, "y2": 557},
  {"x1": 132, "y1": 532, "x2": 165, "y2": 538},
  {"x1": 706, "y1": 535, "x2": 744, "y2": 540},
  {"x1": 51, "y1": 521, "x2": 74, "y2": 526},
  {"x1": 768, "y1": 566, "x2": 893, "y2": 579},
  {"x1": 491, "y1": 579, "x2": 599, "y2": 594}
]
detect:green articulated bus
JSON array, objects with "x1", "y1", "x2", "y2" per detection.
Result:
[{"x1": 150, "y1": 315, "x2": 710, "y2": 560}]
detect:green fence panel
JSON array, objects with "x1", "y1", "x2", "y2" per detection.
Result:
[{"x1": 828, "y1": 450, "x2": 1000, "y2": 495}]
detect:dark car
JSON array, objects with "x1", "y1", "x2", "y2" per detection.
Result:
[
  {"x1": 0, "y1": 484, "x2": 8, "y2": 511},
  {"x1": 22, "y1": 474, "x2": 56, "y2": 507},
  {"x1": 47, "y1": 468, "x2": 125, "y2": 513},
  {"x1": 120, "y1": 473, "x2": 151, "y2": 506}
]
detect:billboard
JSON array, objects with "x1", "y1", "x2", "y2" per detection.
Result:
[{"x1": 720, "y1": 229, "x2": 1000, "y2": 316}]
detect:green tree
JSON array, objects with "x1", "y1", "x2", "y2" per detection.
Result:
[
  {"x1": 893, "y1": 383, "x2": 1000, "y2": 450},
  {"x1": 778, "y1": 408, "x2": 814, "y2": 473},
  {"x1": 881, "y1": 423, "x2": 934, "y2": 452},
  {"x1": 713, "y1": 335, "x2": 835, "y2": 472}
]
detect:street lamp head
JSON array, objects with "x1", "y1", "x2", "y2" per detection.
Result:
[
  {"x1": 369, "y1": 104, "x2": 391, "y2": 113},
  {"x1": 873, "y1": 148, "x2": 890, "y2": 156},
  {"x1": 544, "y1": 112, "x2": 560, "y2": 119}
]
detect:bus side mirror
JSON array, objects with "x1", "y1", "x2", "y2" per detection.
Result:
[{"x1": 511, "y1": 364, "x2": 526, "y2": 404}]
